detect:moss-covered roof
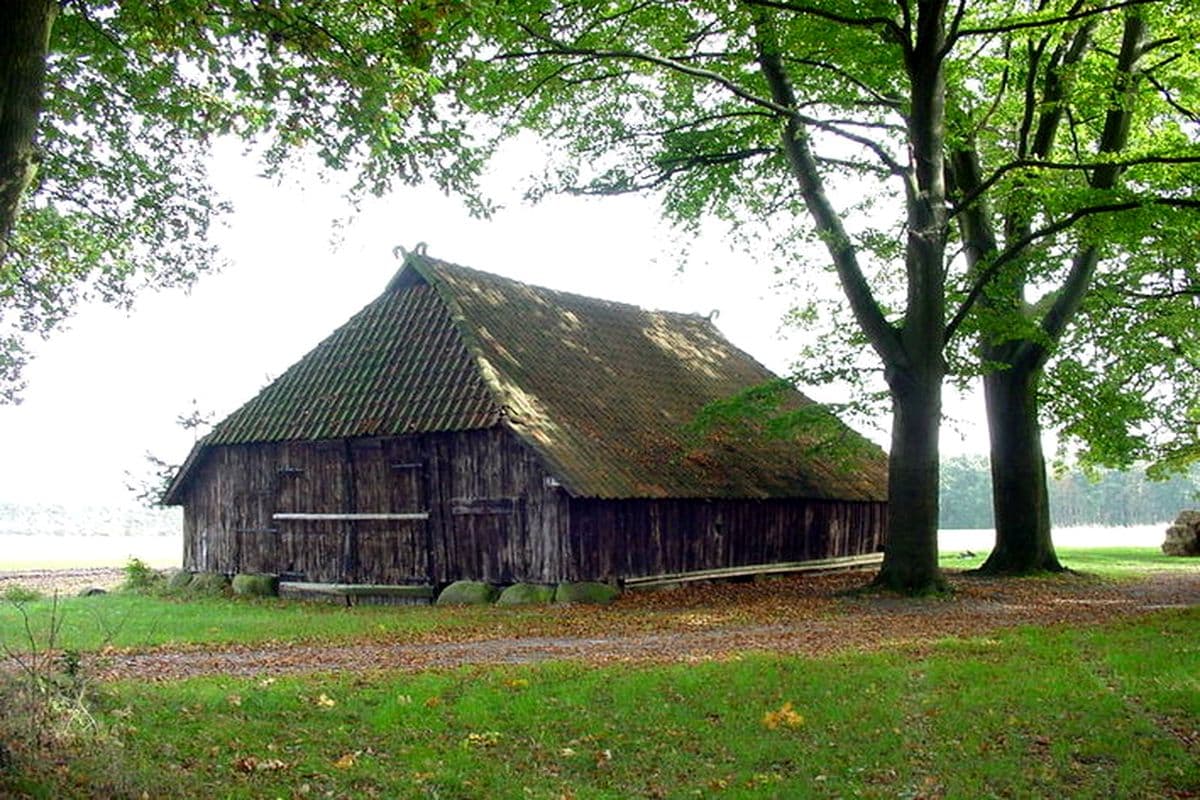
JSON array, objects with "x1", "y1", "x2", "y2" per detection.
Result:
[{"x1": 165, "y1": 253, "x2": 887, "y2": 503}]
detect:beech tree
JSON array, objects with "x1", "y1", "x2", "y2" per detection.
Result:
[
  {"x1": 402, "y1": 0, "x2": 1198, "y2": 592},
  {"x1": 947, "y1": 5, "x2": 1199, "y2": 573},
  {"x1": 0, "y1": 0, "x2": 464, "y2": 400}
]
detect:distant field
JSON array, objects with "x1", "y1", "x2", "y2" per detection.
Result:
[
  {"x1": 939, "y1": 523, "x2": 1165, "y2": 553},
  {"x1": 0, "y1": 532, "x2": 181, "y2": 569}
]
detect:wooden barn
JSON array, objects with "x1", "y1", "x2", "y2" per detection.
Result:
[{"x1": 164, "y1": 250, "x2": 888, "y2": 587}]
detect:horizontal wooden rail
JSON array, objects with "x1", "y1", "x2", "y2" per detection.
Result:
[
  {"x1": 622, "y1": 552, "x2": 884, "y2": 589},
  {"x1": 272, "y1": 512, "x2": 430, "y2": 521}
]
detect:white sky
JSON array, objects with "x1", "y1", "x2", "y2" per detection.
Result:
[{"x1": 0, "y1": 139, "x2": 990, "y2": 506}]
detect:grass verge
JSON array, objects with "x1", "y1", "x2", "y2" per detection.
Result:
[
  {"x1": 1, "y1": 609, "x2": 1195, "y2": 799},
  {"x1": 939, "y1": 545, "x2": 1197, "y2": 575}
]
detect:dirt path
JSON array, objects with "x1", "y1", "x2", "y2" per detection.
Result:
[{"x1": 91, "y1": 570, "x2": 1199, "y2": 682}]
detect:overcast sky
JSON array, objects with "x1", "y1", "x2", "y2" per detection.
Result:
[{"x1": 0, "y1": 138, "x2": 989, "y2": 507}]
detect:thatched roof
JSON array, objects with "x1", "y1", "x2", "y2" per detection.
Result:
[{"x1": 165, "y1": 252, "x2": 887, "y2": 503}]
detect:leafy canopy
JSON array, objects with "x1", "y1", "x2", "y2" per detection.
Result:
[{"x1": 2, "y1": 0, "x2": 475, "y2": 400}]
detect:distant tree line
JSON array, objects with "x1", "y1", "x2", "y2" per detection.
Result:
[{"x1": 940, "y1": 456, "x2": 1200, "y2": 530}]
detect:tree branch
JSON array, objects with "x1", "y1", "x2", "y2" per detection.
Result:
[
  {"x1": 742, "y1": 0, "x2": 906, "y2": 40},
  {"x1": 570, "y1": 147, "x2": 778, "y2": 195},
  {"x1": 946, "y1": 196, "x2": 1199, "y2": 340},
  {"x1": 949, "y1": 0, "x2": 1161, "y2": 42},
  {"x1": 500, "y1": 32, "x2": 910, "y2": 177},
  {"x1": 950, "y1": 153, "x2": 1200, "y2": 217},
  {"x1": 1038, "y1": 12, "x2": 1150, "y2": 353},
  {"x1": 782, "y1": 56, "x2": 904, "y2": 109},
  {"x1": 753, "y1": 25, "x2": 904, "y2": 368}
]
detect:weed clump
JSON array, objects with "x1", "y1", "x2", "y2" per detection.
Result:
[
  {"x1": 121, "y1": 557, "x2": 165, "y2": 594},
  {"x1": 0, "y1": 594, "x2": 129, "y2": 796}
]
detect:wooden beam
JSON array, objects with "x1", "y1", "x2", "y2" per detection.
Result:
[
  {"x1": 273, "y1": 512, "x2": 430, "y2": 521},
  {"x1": 622, "y1": 552, "x2": 884, "y2": 588}
]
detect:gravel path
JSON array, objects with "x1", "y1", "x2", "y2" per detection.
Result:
[{"x1": 86, "y1": 569, "x2": 1198, "y2": 682}]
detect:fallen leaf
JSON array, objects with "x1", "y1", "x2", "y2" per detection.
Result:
[{"x1": 762, "y1": 701, "x2": 804, "y2": 730}]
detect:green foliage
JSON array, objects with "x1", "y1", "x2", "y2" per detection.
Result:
[{"x1": 6, "y1": 611, "x2": 1196, "y2": 798}]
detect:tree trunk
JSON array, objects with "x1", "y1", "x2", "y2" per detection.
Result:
[
  {"x1": 978, "y1": 354, "x2": 1064, "y2": 574},
  {"x1": 874, "y1": 367, "x2": 947, "y2": 593},
  {"x1": 0, "y1": 0, "x2": 57, "y2": 264}
]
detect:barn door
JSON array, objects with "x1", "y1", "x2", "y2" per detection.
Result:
[{"x1": 347, "y1": 438, "x2": 431, "y2": 584}]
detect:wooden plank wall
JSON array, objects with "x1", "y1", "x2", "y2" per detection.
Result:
[
  {"x1": 564, "y1": 498, "x2": 887, "y2": 581},
  {"x1": 181, "y1": 429, "x2": 884, "y2": 585},
  {"x1": 434, "y1": 427, "x2": 568, "y2": 584},
  {"x1": 181, "y1": 427, "x2": 569, "y2": 584}
]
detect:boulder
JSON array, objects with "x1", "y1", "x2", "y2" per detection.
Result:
[
  {"x1": 1162, "y1": 510, "x2": 1200, "y2": 556},
  {"x1": 436, "y1": 580, "x2": 499, "y2": 605},
  {"x1": 166, "y1": 569, "x2": 194, "y2": 593},
  {"x1": 188, "y1": 572, "x2": 232, "y2": 597},
  {"x1": 554, "y1": 581, "x2": 620, "y2": 605},
  {"x1": 496, "y1": 583, "x2": 556, "y2": 606},
  {"x1": 232, "y1": 573, "x2": 279, "y2": 597}
]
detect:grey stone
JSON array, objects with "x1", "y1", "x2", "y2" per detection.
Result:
[
  {"x1": 436, "y1": 580, "x2": 499, "y2": 605},
  {"x1": 232, "y1": 573, "x2": 279, "y2": 597},
  {"x1": 554, "y1": 581, "x2": 620, "y2": 605},
  {"x1": 166, "y1": 569, "x2": 194, "y2": 593},
  {"x1": 496, "y1": 583, "x2": 556, "y2": 606},
  {"x1": 188, "y1": 572, "x2": 231, "y2": 596}
]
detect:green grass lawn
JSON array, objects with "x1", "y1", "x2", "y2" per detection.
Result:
[
  {"x1": 939, "y1": 545, "x2": 1197, "y2": 575},
  {"x1": 3, "y1": 609, "x2": 1195, "y2": 799},
  {"x1": 0, "y1": 591, "x2": 543, "y2": 653},
  {"x1": 0, "y1": 547, "x2": 1194, "y2": 655}
]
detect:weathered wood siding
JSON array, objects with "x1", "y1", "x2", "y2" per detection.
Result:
[
  {"x1": 182, "y1": 427, "x2": 568, "y2": 583},
  {"x1": 181, "y1": 426, "x2": 886, "y2": 584},
  {"x1": 564, "y1": 498, "x2": 886, "y2": 581}
]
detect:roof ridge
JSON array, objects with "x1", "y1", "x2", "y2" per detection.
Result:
[{"x1": 406, "y1": 252, "x2": 713, "y2": 323}]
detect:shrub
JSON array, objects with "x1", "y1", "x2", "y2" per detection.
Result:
[{"x1": 122, "y1": 558, "x2": 164, "y2": 593}]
